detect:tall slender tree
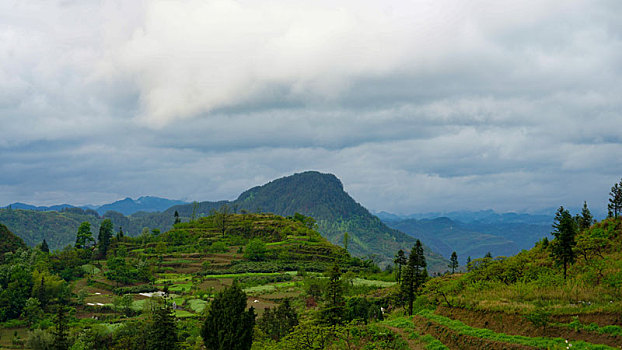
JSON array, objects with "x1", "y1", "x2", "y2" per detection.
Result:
[
  {"x1": 147, "y1": 300, "x2": 178, "y2": 350},
  {"x1": 174, "y1": 210, "x2": 181, "y2": 224},
  {"x1": 393, "y1": 250, "x2": 407, "y2": 283},
  {"x1": 98, "y1": 219, "x2": 114, "y2": 257},
  {"x1": 321, "y1": 262, "x2": 345, "y2": 325},
  {"x1": 401, "y1": 240, "x2": 427, "y2": 315},
  {"x1": 449, "y1": 251, "x2": 459, "y2": 274},
  {"x1": 52, "y1": 306, "x2": 69, "y2": 350},
  {"x1": 608, "y1": 179, "x2": 622, "y2": 218},
  {"x1": 40, "y1": 239, "x2": 49, "y2": 254},
  {"x1": 550, "y1": 206, "x2": 578, "y2": 280}
]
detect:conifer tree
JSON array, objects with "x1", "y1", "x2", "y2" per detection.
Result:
[
  {"x1": 147, "y1": 301, "x2": 178, "y2": 350},
  {"x1": 401, "y1": 240, "x2": 427, "y2": 315},
  {"x1": 393, "y1": 250, "x2": 407, "y2": 283},
  {"x1": 258, "y1": 298, "x2": 298, "y2": 341},
  {"x1": 576, "y1": 201, "x2": 593, "y2": 231},
  {"x1": 449, "y1": 251, "x2": 458, "y2": 274},
  {"x1": 52, "y1": 306, "x2": 69, "y2": 350},
  {"x1": 174, "y1": 210, "x2": 181, "y2": 224},
  {"x1": 550, "y1": 206, "x2": 578, "y2": 280},
  {"x1": 40, "y1": 239, "x2": 49, "y2": 254},
  {"x1": 321, "y1": 262, "x2": 345, "y2": 325},
  {"x1": 608, "y1": 179, "x2": 622, "y2": 218},
  {"x1": 202, "y1": 284, "x2": 255, "y2": 350},
  {"x1": 98, "y1": 219, "x2": 113, "y2": 257}
]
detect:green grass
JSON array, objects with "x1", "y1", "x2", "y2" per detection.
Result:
[
  {"x1": 351, "y1": 278, "x2": 396, "y2": 288},
  {"x1": 417, "y1": 309, "x2": 616, "y2": 350},
  {"x1": 244, "y1": 281, "x2": 298, "y2": 294},
  {"x1": 175, "y1": 310, "x2": 196, "y2": 318},
  {"x1": 205, "y1": 271, "x2": 296, "y2": 279},
  {"x1": 556, "y1": 319, "x2": 622, "y2": 337},
  {"x1": 187, "y1": 299, "x2": 208, "y2": 313}
]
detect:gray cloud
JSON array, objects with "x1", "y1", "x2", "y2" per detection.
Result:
[{"x1": 0, "y1": 0, "x2": 621, "y2": 217}]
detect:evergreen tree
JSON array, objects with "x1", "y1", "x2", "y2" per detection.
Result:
[
  {"x1": 401, "y1": 240, "x2": 427, "y2": 315},
  {"x1": 550, "y1": 206, "x2": 578, "y2": 280},
  {"x1": 576, "y1": 201, "x2": 593, "y2": 231},
  {"x1": 117, "y1": 226, "x2": 124, "y2": 240},
  {"x1": 449, "y1": 251, "x2": 458, "y2": 274},
  {"x1": 147, "y1": 301, "x2": 178, "y2": 350},
  {"x1": 202, "y1": 284, "x2": 255, "y2": 350},
  {"x1": 52, "y1": 306, "x2": 69, "y2": 350},
  {"x1": 321, "y1": 262, "x2": 345, "y2": 325},
  {"x1": 98, "y1": 219, "x2": 114, "y2": 257},
  {"x1": 75, "y1": 222, "x2": 93, "y2": 249},
  {"x1": 343, "y1": 232, "x2": 349, "y2": 252},
  {"x1": 174, "y1": 210, "x2": 181, "y2": 225},
  {"x1": 608, "y1": 179, "x2": 622, "y2": 218},
  {"x1": 258, "y1": 298, "x2": 298, "y2": 341},
  {"x1": 40, "y1": 239, "x2": 49, "y2": 254},
  {"x1": 393, "y1": 250, "x2": 407, "y2": 283}
]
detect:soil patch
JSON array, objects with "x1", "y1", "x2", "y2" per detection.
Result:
[
  {"x1": 436, "y1": 306, "x2": 621, "y2": 348},
  {"x1": 412, "y1": 315, "x2": 536, "y2": 350}
]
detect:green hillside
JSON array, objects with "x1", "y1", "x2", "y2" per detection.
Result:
[{"x1": 0, "y1": 223, "x2": 26, "y2": 261}]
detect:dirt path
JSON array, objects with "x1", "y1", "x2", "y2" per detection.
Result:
[{"x1": 436, "y1": 306, "x2": 622, "y2": 348}]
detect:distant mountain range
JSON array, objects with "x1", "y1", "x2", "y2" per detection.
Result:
[
  {"x1": 378, "y1": 211, "x2": 553, "y2": 264},
  {"x1": 2, "y1": 196, "x2": 188, "y2": 216}
]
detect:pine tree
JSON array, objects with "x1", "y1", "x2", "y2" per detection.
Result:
[
  {"x1": 321, "y1": 262, "x2": 345, "y2": 325},
  {"x1": 52, "y1": 306, "x2": 69, "y2": 350},
  {"x1": 576, "y1": 201, "x2": 593, "y2": 231},
  {"x1": 393, "y1": 250, "x2": 407, "y2": 283},
  {"x1": 117, "y1": 226, "x2": 124, "y2": 240},
  {"x1": 147, "y1": 301, "x2": 178, "y2": 350},
  {"x1": 550, "y1": 206, "x2": 578, "y2": 280},
  {"x1": 343, "y1": 232, "x2": 349, "y2": 252},
  {"x1": 608, "y1": 179, "x2": 622, "y2": 218},
  {"x1": 174, "y1": 210, "x2": 181, "y2": 225},
  {"x1": 258, "y1": 298, "x2": 298, "y2": 341},
  {"x1": 401, "y1": 240, "x2": 427, "y2": 315},
  {"x1": 449, "y1": 251, "x2": 458, "y2": 274},
  {"x1": 202, "y1": 284, "x2": 255, "y2": 350},
  {"x1": 98, "y1": 219, "x2": 113, "y2": 257},
  {"x1": 40, "y1": 239, "x2": 49, "y2": 254}
]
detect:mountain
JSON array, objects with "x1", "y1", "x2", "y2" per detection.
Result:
[
  {"x1": 95, "y1": 196, "x2": 188, "y2": 215},
  {"x1": 2, "y1": 202, "x2": 77, "y2": 212},
  {"x1": 383, "y1": 216, "x2": 552, "y2": 264},
  {"x1": 165, "y1": 171, "x2": 448, "y2": 271}
]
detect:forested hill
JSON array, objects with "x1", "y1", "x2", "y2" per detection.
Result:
[
  {"x1": 167, "y1": 171, "x2": 447, "y2": 271},
  {"x1": 0, "y1": 223, "x2": 26, "y2": 260}
]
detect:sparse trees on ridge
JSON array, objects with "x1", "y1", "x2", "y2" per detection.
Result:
[{"x1": 608, "y1": 178, "x2": 622, "y2": 218}]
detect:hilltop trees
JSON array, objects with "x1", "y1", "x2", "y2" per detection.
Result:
[
  {"x1": 608, "y1": 178, "x2": 622, "y2": 218},
  {"x1": 202, "y1": 284, "x2": 255, "y2": 350},
  {"x1": 550, "y1": 206, "x2": 578, "y2": 280},
  {"x1": 401, "y1": 240, "x2": 427, "y2": 315}
]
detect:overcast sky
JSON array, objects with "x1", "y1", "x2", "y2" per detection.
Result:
[{"x1": 1, "y1": 0, "x2": 621, "y2": 216}]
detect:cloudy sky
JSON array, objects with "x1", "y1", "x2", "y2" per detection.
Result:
[{"x1": 1, "y1": 0, "x2": 621, "y2": 216}]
